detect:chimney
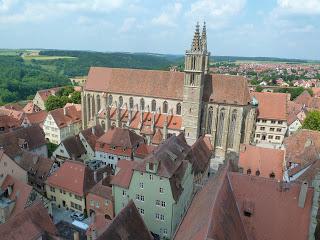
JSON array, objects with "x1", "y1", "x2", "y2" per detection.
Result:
[
  {"x1": 63, "y1": 107, "x2": 67, "y2": 116},
  {"x1": 73, "y1": 231, "x2": 80, "y2": 240},
  {"x1": 298, "y1": 181, "x2": 308, "y2": 208},
  {"x1": 94, "y1": 171, "x2": 98, "y2": 183}
]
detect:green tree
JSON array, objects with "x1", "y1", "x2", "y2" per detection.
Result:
[
  {"x1": 70, "y1": 91, "x2": 81, "y2": 104},
  {"x1": 57, "y1": 86, "x2": 74, "y2": 97},
  {"x1": 45, "y1": 95, "x2": 64, "y2": 111},
  {"x1": 302, "y1": 111, "x2": 320, "y2": 131},
  {"x1": 47, "y1": 142, "x2": 58, "y2": 157},
  {"x1": 256, "y1": 86, "x2": 263, "y2": 92}
]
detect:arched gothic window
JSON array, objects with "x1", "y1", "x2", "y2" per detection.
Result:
[
  {"x1": 215, "y1": 109, "x2": 225, "y2": 147},
  {"x1": 140, "y1": 98, "x2": 145, "y2": 111},
  {"x1": 151, "y1": 100, "x2": 156, "y2": 112},
  {"x1": 129, "y1": 97, "x2": 134, "y2": 109},
  {"x1": 101, "y1": 120, "x2": 105, "y2": 130},
  {"x1": 119, "y1": 96, "x2": 123, "y2": 107},
  {"x1": 247, "y1": 169, "x2": 251, "y2": 175},
  {"x1": 227, "y1": 110, "x2": 237, "y2": 149},
  {"x1": 176, "y1": 103, "x2": 181, "y2": 115},
  {"x1": 163, "y1": 101, "x2": 168, "y2": 114},
  {"x1": 87, "y1": 95, "x2": 91, "y2": 119},
  {"x1": 108, "y1": 95, "x2": 113, "y2": 106},
  {"x1": 96, "y1": 95, "x2": 101, "y2": 112},
  {"x1": 206, "y1": 107, "x2": 213, "y2": 134},
  {"x1": 190, "y1": 74, "x2": 195, "y2": 86},
  {"x1": 91, "y1": 95, "x2": 96, "y2": 118}
]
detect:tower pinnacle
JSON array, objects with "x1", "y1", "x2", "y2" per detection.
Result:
[
  {"x1": 201, "y1": 21, "x2": 207, "y2": 51},
  {"x1": 191, "y1": 22, "x2": 201, "y2": 51}
]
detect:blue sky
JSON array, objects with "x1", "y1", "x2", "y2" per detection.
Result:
[{"x1": 0, "y1": 0, "x2": 320, "y2": 60}]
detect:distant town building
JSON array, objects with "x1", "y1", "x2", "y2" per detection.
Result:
[{"x1": 33, "y1": 87, "x2": 61, "y2": 110}]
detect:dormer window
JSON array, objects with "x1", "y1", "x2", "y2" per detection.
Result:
[
  {"x1": 255, "y1": 170, "x2": 260, "y2": 176},
  {"x1": 269, "y1": 172, "x2": 275, "y2": 178},
  {"x1": 149, "y1": 163, "x2": 154, "y2": 171}
]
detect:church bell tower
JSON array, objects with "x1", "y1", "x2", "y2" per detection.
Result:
[{"x1": 182, "y1": 22, "x2": 210, "y2": 145}]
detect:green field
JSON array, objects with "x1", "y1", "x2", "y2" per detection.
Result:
[
  {"x1": 22, "y1": 55, "x2": 77, "y2": 60},
  {"x1": 0, "y1": 50, "x2": 24, "y2": 56}
]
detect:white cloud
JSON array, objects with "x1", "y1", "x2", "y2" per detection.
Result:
[
  {"x1": 151, "y1": 2, "x2": 182, "y2": 27},
  {"x1": 0, "y1": 0, "x2": 125, "y2": 24},
  {"x1": 119, "y1": 17, "x2": 137, "y2": 33},
  {"x1": 277, "y1": 0, "x2": 320, "y2": 15},
  {"x1": 186, "y1": 0, "x2": 246, "y2": 29}
]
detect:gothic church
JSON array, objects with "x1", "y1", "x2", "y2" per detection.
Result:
[{"x1": 81, "y1": 23, "x2": 256, "y2": 158}]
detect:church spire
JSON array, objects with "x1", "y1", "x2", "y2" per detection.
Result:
[
  {"x1": 201, "y1": 21, "x2": 207, "y2": 51},
  {"x1": 191, "y1": 22, "x2": 201, "y2": 51}
]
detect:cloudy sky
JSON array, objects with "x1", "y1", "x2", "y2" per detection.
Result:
[{"x1": 0, "y1": 0, "x2": 320, "y2": 60}]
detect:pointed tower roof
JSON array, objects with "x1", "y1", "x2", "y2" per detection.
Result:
[
  {"x1": 201, "y1": 21, "x2": 207, "y2": 51},
  {"x1": 191, "y1": 22, "x2": 201, "y2": 51}
]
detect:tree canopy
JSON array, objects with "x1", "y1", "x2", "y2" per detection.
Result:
[
  {"x1": 302, "y1": 111, "x2": 320, "y2": 131},
  {"x1": 45, "y1": 87, "x2": 81, "y2": 111}
]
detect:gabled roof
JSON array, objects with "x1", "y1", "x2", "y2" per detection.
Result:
[
  {"x1": 36, "y1": 87, "x2": 61, "y2": 102},
  {"x1": 0, "y1": 125, "x2": 46, "y2": 159},
  {"x1": 96, "y1": 127, "x2": 144, "y2": 149},
  {"x1": 0, "y1": 115, "x2": 21, "y2": 131},
  {"x1": 0, "y1": 201, "x2": 58, "y2": 240},
  {"x1": 24, "y1": 111, "x2": 47, "y2": 125},
  {"x1": 49, "y1": 104, "x2": 81, "y2": 129},
  {"x1": 1, "y1": 175, "x2": 33, "y2": 219},
  {"x1": 203, "y1": 74, "x2": 251, "y2": 106},
  {"x1": 174, "y1": 165, "x2": 247, "y2": 240},
  {"x1": 151, "y1": 129, "x2": 163, "y2": 145},
  {"x1": 80, "y1": 124, "x2": 105, "y2": 150},
  {"x1": 187, "y1": 136, "x2": 212, "y2": 175},
  {"x1": 88, "y1": 176, "x2": 112, "y2": 200},
  {"x1": 18, "y1": 151, "x2": 54, "y2": 182},
  {"x1": 229, "y1": 172, "x2": 313, "y2": 240},
  {"x1": 85, "y1": 67, "x2": 184, "y2": 100},
  {"x1": 252, "y1": 92, "x2": 288, "y2": 120},
  {"x1": 284, "y1": 129, "x2": 320, "y2": 167},
  {"x1": 97, "y1": 200, "x2": 153, "y2": 240},
  {"x1": 61, "y1": 135, "x2": 86, "y2": 159},
  {"x1": 135, "y1": 143, "x2": 156, "y2": 159},
  {"x1": 22, "y1": 101, "x2": 41, "y2": 114},
  {"x1": 175, "y1": 166, "x2": 314, "y2": 240},
  {"x1": 46, "y1": 161, "x2": 95, "y2": 196},
  {"x1": 238, "y1": 144, "x2": 285, "y2": 180},
  {"x1": 111, "y1": 160, "x2": 137, "y2": 189},
  {"x1": 294, "y1": 90, "x2": 312, "y2": 106}
]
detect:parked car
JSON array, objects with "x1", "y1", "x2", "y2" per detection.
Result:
[{"x1": 70, "y1": 212, "x2": 85, "y2": 221}]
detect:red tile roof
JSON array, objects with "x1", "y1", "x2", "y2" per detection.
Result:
[
  {"x1": 252, "y1": 92, "x2": 288, "y2": 120},
  {"x1": 0, "y1": 201, "x2": 58, "y2": 240},
  {"x1": 239, "y1": 144, "x2": 285, "y2": 180},
  {"x1": 203, "y1": 74, "x2": 251, "y2": 106},
  {"x1": 152, "y1": 129, "x2": 163, "y2": 145},
  {"x1": 85, "y1": 67, "x2": 184, "y2": 100},
  {"x1": 294, "y1": 90, "x2": 312, "y2": 106},
  {"x1": 24, "y1": 111, "x2": 48, "y2": 125},
  {"x1": 96, "y1": 127, "x2": 144, "y2": 149},
  {"x1": 1, "y1": 175, "x2": 33, "y2": 218},
  {"x1": 22, "y1": 101, "x2": 41, "y2": 113},
  {"x1": 37, "y1": 87, "x2": 61, "y2": 102},
  {"x1": 134, "y1": 143, "x2": 156, "y2": 159},
  {"x1": 46, "y1": 161, "x2": 95, "y2": 196},
  {"x1": 110, "y1": 160, "x2": 137, "y2": 189},
  {"x1": 97, "y1": 200, "x2": 153, "y2": 240},
  {"x1": 49, "y1": 104, "x2": 81, "y2": 129},
  {"x1": 85, "y1": 67, "x2": 251, "y2": 106},
  {"x1": 229, "y1": 172, "x2": 313, "y2": 240},
  {"x1": 284, "y1": 129, "x2": 320, "y2": 167}
]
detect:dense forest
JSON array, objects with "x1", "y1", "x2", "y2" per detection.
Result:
[
  {"x1": 39, "y1": 50, "x2": 175, "y2": 77},
  {"x1": 0, "y1": 56, "x2": 69, "y2": 105}
]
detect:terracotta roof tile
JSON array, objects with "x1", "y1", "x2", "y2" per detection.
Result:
[
  {"x1": 85, "y1": 67, "x2": 184, "y2": 100},
  {"x1": 97, "y1": 200, "x2": 153, "y2": 240},
  {"x1": 0, "y1": 201, "x2": 58, "y2": 240},
  {"x1": 203, "y1": 74, "x2": 251, "y2": 105},
  {"x1": 294, "y1": 90, "x2": 312, "y2": 106},
  {"x1": 24, "y1": 111, "x2": 47, "y2": 125},
  {"x1": 239, "y1": 144, "x2": 285, "y2": 180},
  {"x1": 229, "y1": 172, "x2": 313, "y2": 240},
  {"x1": 88, "y1": 175, "x2": 112, "y2": 200},
  {"x1": 284, "y1": 129, "x2": 320, "y2": 167},
  {"x1": 37, "y1": 87, "x2": 61, "y2": 102},
  {"x1": 151, "y1": 129, "x2": 163, "y2": 145},
  {"x1": 22, "y1": 101, "x2": 41, "y2": 113},
  {"x1": 46, "y1": 161, "x2": 95, "y2": 195},
  {"x1": 252, "y1": 92, "x2": 288, "y2": 120},
  {"x1": 49, "y1": 104, "x2": 81, "y2": 129},
  {"x1": 111, "y1": 160, "x2": 137, "y2": 189},
  {"x1": 135, "y1": 143, "x2": 156, "y2": 159},
  {"x1": 80, "y1": 125, "x2": 104, "y2": 150},
  {"x1": 1, "y1": 175, "x2": 33, "y2": 218},
  {"x1": 61, "y1": 135, "x2": 86, "y2": 159},
  {"x1": 0, "y1": 125, "x2": 46, "y2": 159}
]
